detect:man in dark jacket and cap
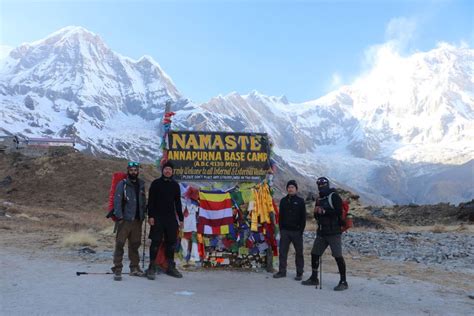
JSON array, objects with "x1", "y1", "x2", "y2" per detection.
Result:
[
  {"x1": 146, "y1": 161, "x2": 184, "y2": 280},
  {"x1": 273, "y1": 180, "x2": 306, "y2": 280},
  {"x1": 301, "y1": 176, "x2": 348, "y2": 291}
]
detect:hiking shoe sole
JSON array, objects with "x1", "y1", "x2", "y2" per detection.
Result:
[
  {"x1": 301, "y1": 279, "x2": 319, "y2": 286},
  {"x1": 166, "y1": 271, "x2": 183, "y2": 278},
  {"x1": 334, "y1": 283, "x2": 349, "y2": 291},
  {"x1": 273, "y1": 272, "x2": 286, "y2": 278},
  {"x1": 145, "y1": 269, "x2": 156, "y2": 280},
  {"x1": 146, "y1": 274, "x2": 156, "y2": 280}
]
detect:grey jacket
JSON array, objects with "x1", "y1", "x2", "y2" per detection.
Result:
[{"x1": 113, "y1": 177, "x2": 146, "y2": 221}]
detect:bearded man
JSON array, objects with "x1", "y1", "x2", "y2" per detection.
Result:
[{"x1": 111, "y1": 161, "x2": 146, "y2": 281}]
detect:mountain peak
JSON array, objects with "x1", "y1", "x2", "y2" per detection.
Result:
[
  {"x1": 24, "y1": 25, "x2": 103, "y2": 49},
  {"x1": 249, "y1": 90, "x2": 261, "y2": 96},
  {"x1": 279, "y1": 95, "x2": 289, "y2": 104},
  {"x1": 246, "y1": 90, "x2": 290, "y2": 106},
  {"x1": 5, "y1": 25, "x2": 111, "y2": 69},
  {"x1": 136, "y1": 54, "x2": 164, "y2": 68},
  {"x1": 1, "y1": 25, "x2": 182, "y2": 121},
  {"x1": 52, "y1": 26, "x2": 95, "y2": 37},
  {"x1": 138, "y1": 55, "x2": 154, "y2": 62}
]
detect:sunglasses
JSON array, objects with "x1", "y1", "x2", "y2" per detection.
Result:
[
  {"x1": 316, "y1": 179, "x2": 329, "y2": 185},
  {"x1": 128, "y1": 162, "x2": 140, "y2": 168}
]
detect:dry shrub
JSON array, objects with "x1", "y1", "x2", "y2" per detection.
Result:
[
  {"x1": 431, "y1": 225, "x2": 446, "y2": 233},
  {"x1": 454, "y1": 224, "x2": 468, "y2": 232},
  {"x1": 99, "y1": 225, "x2": 115, "y2": 236},
  {"x1": 16, "y1": 213, "x2": 40, "y2": 221},
  {"x1": 354, "y1": 215, "x2": 400, "y2": 231},
  {"x1": 61, "y1": 231, "x2": 98, "y2": 247}
]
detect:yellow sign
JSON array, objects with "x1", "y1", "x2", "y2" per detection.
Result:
[{"x1": 168, "y1": 131, "x2": 270, "y2": 181}]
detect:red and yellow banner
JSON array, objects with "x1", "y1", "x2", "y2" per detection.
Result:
[{"x1": 198, "y1": 191, "x2": 234, "y2": 235}]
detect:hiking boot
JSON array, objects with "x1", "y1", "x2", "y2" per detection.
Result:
[
  {"x1": 273, "y1": 271, "x2": 286, "y2": 278},
  {"x1": 166, "y1": 265, "x2": 183, "y2": 278},
  {"x1": 130, "y1": 268, "x2": 145, "y2": 277},
  {"x1": 294, "y1": 273, "x2": 303, "y2": 281},
  {"x1": 302, "y1": 275, "x2": 319, "y2": 286},
  {"x1": 334, "y1": 281, "x2": 348, "y2": 291},
  {"x1": 146, "y1": 265, "x2": 156, "y2": 280},
  {"x1": 113, "y1": 271, "x2": 122, "y2": 281}
]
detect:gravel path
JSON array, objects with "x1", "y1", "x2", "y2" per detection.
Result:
[{"x1": 1, "y1": 248, "x2": 473, "y2": 316}]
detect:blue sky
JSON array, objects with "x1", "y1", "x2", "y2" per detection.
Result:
[{"x1": 1, "y1": 0, "x2": 472, "y2": 103}]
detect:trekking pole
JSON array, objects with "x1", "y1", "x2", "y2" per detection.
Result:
[
  {"x1": 319, "y1": 254, "x2": 322, "y2": 290},
  {"x1": 142, "y1": 215, "x2": 147, "y2": 270},
  {"x1": 76, "y1": 272, "x2": 129, "y2": 276}
]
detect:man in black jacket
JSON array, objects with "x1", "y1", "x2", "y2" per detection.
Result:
[
  {"x1": 301, "y1": 176, "x2": 348, "y2": 291},
  {"x1": 273, "y1": 180, "x2": 306, "y2": 280},
  {"x1": 146, "y1": 161, "x2": 184, "y2": 280}
]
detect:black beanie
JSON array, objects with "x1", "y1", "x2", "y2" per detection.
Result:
[
  {"x1": 286, "y1": 180, "x2": 298, "y2": 190},
  {"x1": 162, "y1": 161, "x2": 174, "y2": 171}
]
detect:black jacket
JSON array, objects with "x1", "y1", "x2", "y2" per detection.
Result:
[
  {"x1": 315, "y1": 188, "x2": 342, "y2": 236},
  {"x1": 147, "y1": 176, "x2": 183, "y2": 223},
  {"x1": 279, "y1": 194, "x2": 306, "y2": 233}
]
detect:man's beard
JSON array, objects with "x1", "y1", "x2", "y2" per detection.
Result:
[{"x1": 128, "y1": 173, "x2": 138, "y2": 180}]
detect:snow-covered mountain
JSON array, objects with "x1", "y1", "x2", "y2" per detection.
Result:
[
  {"x1": 0, "y1": 26, "x2": 184, "y2": 159},
  {"x1": 1, "y1": 26, "x2": 473, "y2": 205},
  {"x1": 174, "y1": 44, "x2": 474, "y2": 205}
]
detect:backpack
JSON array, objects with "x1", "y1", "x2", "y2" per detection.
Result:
[
  {"x1": 327, "y1": 192, "x2": 353, "y2": 232},
  {"x1": 106, "y1": 172, "x2": 128, "y2": 221}
]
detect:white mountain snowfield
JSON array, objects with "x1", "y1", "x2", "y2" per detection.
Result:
[{"x1": 0, "y1": 26, "x2": 473, "y2": 205}]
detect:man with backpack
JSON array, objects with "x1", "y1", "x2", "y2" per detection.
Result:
[
  {"x1": 301, "y1": 177, "x2": 348, "y2": 291},
  {"x1": 273, "y1": 180, "x2": 306, "y2": 280},
  {"x1": 111, "y1": 162, "x2": 147, "y2": 281},
  {"x1": 146, "y1": 161, "x2": 184, "y2": 280}
]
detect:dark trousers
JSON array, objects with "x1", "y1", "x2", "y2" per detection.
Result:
[
  {"x1": 113, "y1": 219, "x2": 143, "y2": 272},
  {"x1": 310, "y1": 234, "x2": 346, "y2": 282},
  {"x1": 311, "y1": 234, "x2": 342, "y2": 257},
  {"x1": 149, "y1": 220, "x2": 178, "y2": 266},
  {"x1": 278, "y1": 229, "x2": 304, "y2": 275}
]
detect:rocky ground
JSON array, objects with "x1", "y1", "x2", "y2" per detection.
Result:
[{"x1": 304, "y1": 230, "x2": 474, "y2": 274}]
